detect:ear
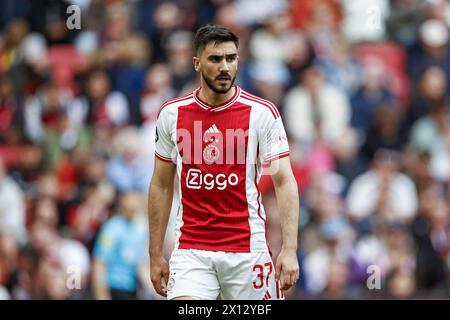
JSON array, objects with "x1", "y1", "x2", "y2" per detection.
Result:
[{"x1": 193, "y1": 56, "x2": 200, "y2": 73}]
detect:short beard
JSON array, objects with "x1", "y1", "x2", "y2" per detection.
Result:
[{"x1": 202, "y1": 71, "x2": 236, "y2": 94}]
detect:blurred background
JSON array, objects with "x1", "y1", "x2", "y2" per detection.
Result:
[{"x1": 0, "y1": 0, "x2": 450, "y2": 300}]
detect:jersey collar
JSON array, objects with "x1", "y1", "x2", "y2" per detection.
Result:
[{"x1": 193, "y1": 85, "x2": 240, "y2": 112}]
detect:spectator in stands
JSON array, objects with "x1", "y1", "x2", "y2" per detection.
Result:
[
  {"x1": 72, "y1": 68, "x2": 130, "y2": 131},
  {"x1": 150, "y1": 2, "x2": 182, "y2": 64},
  {"x1": 67, "y1": 183, "x2": 112, "y2": 250},
  {"x1": 406, "y1": 66, "x2": 447, "y2": 130},
  {"x1": 165, "y1": 31, "x2": 197, "y2": 94},
  {"x1": 140, "y1": 63, "x2": 175, "y2": 126},
  {"x1": 409, "y1": 98, "x2": 450, "y2": 183},
  {"x1": 23, "y1": 81, "x2": 73, "y2": 143},
  {"x1": 106, "y1": 127, "x2": 152, "y2": 193},
  {"x1": 303, "y1": 215, "x2": 355, "y2": 296},
  {"x1": 0, "y1": 75, "x2": 22, "y2": 144},
  {"x1": 412, "y1": 193, "x2": 450, "y2": 292},
  {"x1": 28, "y1": 220, "x2": 91, "y2": 298},
  {"x1": 360, "y1": 104, "x2": 407, "y2": 163},
  {"x1": 0, "y1": 19, "x2": 29, "y2": 72},
  {"x1": 9, "y1": 243, "x2": 40, "y2": 299},
  {"x1": 284, "y1": 65, "x2": 351, "y2": 147},
  {"x1": 316, "y1": 38, "x2": 361, "y2": 95},
  {"x1": 0, "y1": 233, "x2": 19, "y2": 297},
  {"x1": 346, "y1": 149, "x2": 418, "y2": 229},
  {"x1": 139, "y1": 63, "x2": 175, "y2": 166},
  {"x1": 407, "y1": 19, "x2": 450, "y2": 90},
  {"x1": 91, "y1": 192, "x2": 148, "y2": 300},
  {"x1": 350, "y1": 58, "x2": 395, "y2": 144},
  {"x1": 0, "y1": 158, "x2": 26, "y2": 244},
  {"x1": 386, "y1": 267, "x2": 417, "y2": 299}
]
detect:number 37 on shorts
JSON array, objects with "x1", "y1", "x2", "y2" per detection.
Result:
[{"x1": 252, "y1": 262, "x2": 285, "y2": 300}]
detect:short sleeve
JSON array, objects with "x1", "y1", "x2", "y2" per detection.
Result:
[
  {"x1": 259, "y1": 112, "x2": 290, "y2": 163},
  {"x1": 154, "y1": 108, "x2": 176, "y2": 163}
]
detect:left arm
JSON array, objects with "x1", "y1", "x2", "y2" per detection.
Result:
[{"x1": 269, "y1": 156, "x2": 300, "y2": 290}]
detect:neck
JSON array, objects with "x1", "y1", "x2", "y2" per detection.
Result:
[
  {"x1": 121, "y1": 212, "x2": 133, "y2": 221},
  {"x1": 198, "y1": 84, "x2": 235, "y2": 106}
]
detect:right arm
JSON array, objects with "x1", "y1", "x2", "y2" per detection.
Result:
[
  {"x1": 91, "y1": 258, "x2": 111, "y2": 300},
  {"x1": 148, "y1": 157, "x2": 176, "y2": 297}
]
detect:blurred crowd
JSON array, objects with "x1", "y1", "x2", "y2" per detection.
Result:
[{"x1": 1, "y1": 0, "x2": 450, "y2": 300}]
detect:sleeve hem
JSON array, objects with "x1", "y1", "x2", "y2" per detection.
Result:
[
  {"x1": 155, "y1": 152, "x2": 174, "y2": 163},
  {"x1": 264, "y1": 151, "x2": 290, "y2": 163}
]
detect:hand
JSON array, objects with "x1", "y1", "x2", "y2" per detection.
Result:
[
  {"x1": 275, "y1": 248, "x2": 299, "y2": 291},
  {"x1": 150, "y1": 256, "x2": 169, "y2": 297}
]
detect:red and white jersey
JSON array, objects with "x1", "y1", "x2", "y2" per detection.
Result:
[{"x1": 155, "y1": 85, "x2": 289, "y2": 253}]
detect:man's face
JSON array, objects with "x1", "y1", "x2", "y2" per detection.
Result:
[{"x1": 193, "y1": 41, "x2": 238, "y2": 94}]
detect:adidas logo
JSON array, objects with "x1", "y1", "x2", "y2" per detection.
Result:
[
  {"x1": 262, "y1": 290, "x2": 272, "y2": 300},
  {"x1": 205, "y1": 124, "x2": 220, "y2": 134},
  {"x1": 204, "y1": 124, "x2": 220, "y2": 143}
]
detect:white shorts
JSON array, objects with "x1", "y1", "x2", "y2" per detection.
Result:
[{"x1": 167, "y1": 249, "x2": 285, "y2": 300}]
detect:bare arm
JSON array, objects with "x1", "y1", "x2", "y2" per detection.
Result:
[
  {"x1": 91, "y1": 258, "x2": 111, "y2": 300},
  {"x1": 148, "y1": 157, "x2": 176, "y2": 297},
  {"x1": 138, "y1": 259, "x2": 163, "y2": 299},
  {"x1": 269, "y1": 156, "x2": 300, "y2": 290}
]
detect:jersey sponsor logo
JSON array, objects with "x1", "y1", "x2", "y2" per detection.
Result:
[
  {"x1": 155, "y1": 126, "x2": 159, "y2": 142},
  {"x1": 186, "y1": 168, "x2": 239, "y2": 190}
]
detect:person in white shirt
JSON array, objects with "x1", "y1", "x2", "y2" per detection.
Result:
[
  {"x1": 0, "y1": 158, "x2": 26, "y2": 244},
  {"x1": 346, "y1": 149, "x2": 418, "y2": 225},
  {"x1": 283, "y1": 66, "x2": 351, "y2": 147}
]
